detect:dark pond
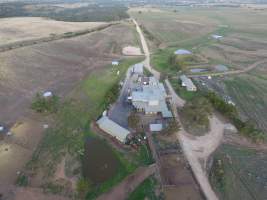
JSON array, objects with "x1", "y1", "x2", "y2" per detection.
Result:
[{"x1": 83, "y1": 137, "x2": 120, "y2": 184}]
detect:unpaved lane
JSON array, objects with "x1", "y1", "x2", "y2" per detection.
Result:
[
  {"x1": 97, "y1": 164, "x2": 156, "y2": 200},
  {"x1": 132, "y1": 19, "x2": 160, "y2": 80}
]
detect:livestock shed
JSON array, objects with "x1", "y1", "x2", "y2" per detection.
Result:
[{"x1": 97, "y1": 116, "x2": 130, "y2": 143}]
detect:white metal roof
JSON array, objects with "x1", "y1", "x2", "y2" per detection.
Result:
[
  {"x1": 97, "y1": 116, "x2": 130, "y2": 143},
  {"x1": 43, "y1": 91, "x2": 53, "y2": 98}
]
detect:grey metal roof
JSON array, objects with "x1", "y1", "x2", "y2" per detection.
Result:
[
  {"x1": 97, "y1": 116, "x2": 130, "y2": 143},
  {"x1": 131, "y1": 77, "x2": 172, "y2": 118}
]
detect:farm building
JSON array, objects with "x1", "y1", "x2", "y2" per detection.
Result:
[
  {"x1": 132, "y1": 63, "x2": 143, "y2": 74},
  {"x1": 180, "y1": 75, "x2": 197, "y2": 91},
  {"x1": 174, "y1": 49, "x2": 192, "y2": 55},
  {"x1": 131, "y1": 77, "x2": 172, "y2": 118},
  {"x1": 112, "y1": 61, "x2": 119, "y2": 66},
  {"x1": 97, "y1": 116, "x2": 130, "y2": 143}
]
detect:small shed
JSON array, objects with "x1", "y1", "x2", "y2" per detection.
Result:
[
  {"x1": 112, "y1": 61, "x2": 119, "y2": 66},
  {"x1": 150, "y1": 124, "x2": 163, "y2": 132},
  {"x1": 97, "y1": 116, "x2": 130, "y2": 143}
]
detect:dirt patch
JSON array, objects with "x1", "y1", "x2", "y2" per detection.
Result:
[
  {"x1": 0, "y1": 116, "x2": 45, "y2": 184},
  {"x1": 122, "y1": 46, "x2": 142, "y2": 56}
]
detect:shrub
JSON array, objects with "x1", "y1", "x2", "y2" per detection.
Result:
[
  {"x1": 31, "y1": 93, "x2": 60, "y2": 113},
  {"x1": 16, "y1": 174, "x2": 28, "y2": 187}
]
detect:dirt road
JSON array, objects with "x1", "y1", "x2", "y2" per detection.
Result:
[
  {"x1": 97, "y1": 164, "x2": 156, "y2": 200},
  {"x1": 132, "y1": 19, "x2": 160, "y2": 80},
  {"x1": 188, "y1": 58, "x2": 267, "y2": 78}
]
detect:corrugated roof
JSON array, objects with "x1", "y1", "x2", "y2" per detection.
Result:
[{"x1": 97, "y1": 116, "x2": 130, "y2": 143}]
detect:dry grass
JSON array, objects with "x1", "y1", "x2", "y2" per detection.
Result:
[{"x1": 0, "y1": 17, "x2": 106, "y2": 45}]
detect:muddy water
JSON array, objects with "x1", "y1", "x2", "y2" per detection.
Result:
[{"x1": 83, "y1": 137, "x2": 119, "y2": 184}]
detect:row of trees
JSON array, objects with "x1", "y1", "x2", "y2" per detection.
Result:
[{"x1": 206, "y1": 92, "x2": 265, "y2": 142}]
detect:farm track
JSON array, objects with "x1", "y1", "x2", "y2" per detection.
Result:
[
  {"x1": 188, "y1": 59, "x2": 267, "y2": 78},
  {"x1": 0, "y1": 23, "x2": 117, "y2": 53}
]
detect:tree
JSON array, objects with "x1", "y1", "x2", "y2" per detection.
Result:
[{"x1": 162, "y1": 119, "x2": 180, "y2": 135}]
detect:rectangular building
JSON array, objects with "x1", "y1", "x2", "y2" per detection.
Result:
[
  {"x1": 180, "y1": 75, "x2": 197, "y2": 92},
  {"x1": 97, "y1": 116, "x2": 130, "y2": 143}
]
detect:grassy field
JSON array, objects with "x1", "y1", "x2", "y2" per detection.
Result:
[
  {"x1": 224, "y1": 73, "x2": 267, "y2": 132},
  {"x1": 210, "y1": 144, "x2": 267, "y2": 200}
]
